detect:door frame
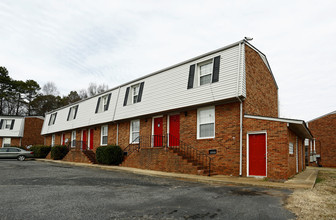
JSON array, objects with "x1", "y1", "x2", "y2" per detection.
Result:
[
  {"x1": 167, "y1": 112, "x2": 180, "y2": 147},
  {"x1": 81, "y1": 129, "x2": 88, "y2": 150},
  {"x1": 246, "y1": 131, "x2": 267, "y2": 177},
  {"x1": 151, "y1": 115, "x2": 163, "y2": 147},
  {"x1": 88, "y1": 128, "x2": 94, "y2": 150}
]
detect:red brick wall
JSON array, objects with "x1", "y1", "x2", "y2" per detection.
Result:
[
  {"x1": 0, "y1": 137, "x2": 21, "y2": 147},
  {"x1": 244, "y1": 45, "x2": 278, "y2": 117},
  {"x1": 308, "y1": 113, "x2": 336, "y2": 167},
  {"x1": 243, "y1": 118, "x2": 305, "y2": 180},
  {"x1": 122, "y1": 147, "x2": 201, "y2": 175},
  {"x1": 180, "y1": 103, "x2": 241, "y2": 175},
  {"x1": 21, "y1": 117, "x2": 44, "y2": 146}
]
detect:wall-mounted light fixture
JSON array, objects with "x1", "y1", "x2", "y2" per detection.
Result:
[{"x1": 184, "y1": 111, "x2": 188, "y2": 117}]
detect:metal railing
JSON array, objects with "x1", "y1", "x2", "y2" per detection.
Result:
[{"x1": 123, "y1": 134, "x2": 212, "y2": 176}]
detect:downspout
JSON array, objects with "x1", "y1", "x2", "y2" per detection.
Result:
[{"x1": 236, "y1": 42, "x2": 243, "y2": 177}]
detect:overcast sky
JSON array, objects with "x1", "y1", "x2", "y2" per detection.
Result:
[{"x1": 0, "y1": 0, "x2": 335, "y2": 121}]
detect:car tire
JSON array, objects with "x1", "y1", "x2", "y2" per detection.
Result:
[{"x1": 17, "y1": 155, "x2": 26, "y2": 161}]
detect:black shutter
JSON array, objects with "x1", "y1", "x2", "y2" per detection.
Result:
[
  {"x1": 187, "y1": 64, "x2": 195, "y2": 89},
  {"x1": 48, "y1": 115, "x2": 52, "y2": 126},
  {"x1": 105, "y1": 94, "x2": 111, "y2": 111},
  {"x1": 95, "y1": 97, "x2": 101, "y2": 113},
  {"x1": 67, "y1": 108, "x2": 71, "y2": 121},
  {"x1": 0, "y1": 119, "x2": 3, "y2": 129},
  {"x1": 123, "y1": 87, "x2": 130, "y2": 106},
  {"x1": 212, "y1": 56, "x2": 220, "y2": 83},
  {"x1": 137, "y1": 82, "x2": 145, "y2": 103},
  {"x1": 53, "y1": 113, "x2": 57, "y2": 124},
  {"x1": 10, "y1": 119, "x2": 15, "y2": 130},
  {"x1": 74, "y1": 105, "x2": 78, "y2": 119}
]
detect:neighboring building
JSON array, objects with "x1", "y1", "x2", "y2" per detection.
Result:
[
  {"x1": 41, "y1": 39, "x2": 313, "y2": 180},
  {"x1": 306, "y1": 111, "x2": 336, "y2": 167},
  {"x1": 0, "y1": 116, "x2": 44, "y2": 148}
]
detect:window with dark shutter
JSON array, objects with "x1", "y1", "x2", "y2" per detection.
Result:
[
  {"x1": 104, "y1": 94, "x2": 111, "y2": 111},
  {"x1": 10, "y1": 120, "x2": 15, "y2": 130},
  {"x1": 137, "y1": 82, "x2": 145, "y2": 103},
  {"x1": 48, "y1": 113, "x2": 57, "y2": 126},
  {"x1": 0, "y1": 119, "x2": 3, "y2": 129},
  {"x1": 212, "y1": 56, "x2": 220, "y2": 83},
  {"x1": 95, "y1": 97, "x2": 101, "y2": 113},
  {"x1": 74, "y1": 106, "x2": 78, "y2": 119},
  {"x1": 123, "y1": 87, "x2": 130, "y2": 106},
  {"x1": 187, "y1": 64, "x2": 195, "y2": 89}
]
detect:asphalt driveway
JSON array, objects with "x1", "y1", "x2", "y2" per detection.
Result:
[{"x1": 0, "y1": 160, "x2": 295, "y2": 219}]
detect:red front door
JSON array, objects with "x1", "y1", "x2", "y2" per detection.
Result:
[
  {"x1": 249, "y1": 133, "x2": 266, "y2": 176},
  {"x1": 82, "y1": 130, "x2": 87, "y2": 150},
  {"x1": 169, "y1": 114, "x2": 180, "y2": 146},
  {"x1": 153, "y1": 117, "x2": 163, "y2": 147},
  {"x1": 89, "y1": 129, "x2": 94, "y2": 150},
  {"x1": 62, "y1": 133, "x2": 65, "y2": 145}
]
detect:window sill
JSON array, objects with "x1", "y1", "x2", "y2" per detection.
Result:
[{"x1": 197, "y1": 137, "x2": 215, "y2": 140}]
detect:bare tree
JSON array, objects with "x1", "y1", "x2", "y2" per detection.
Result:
[
  {"x1": 86, "y1": 83, "x2": 108, "y2": 97},
  {"x1": 42, "y1": 82, "x2": 59, "y2": 96},
  {"x1": 78, "y1": 89, "x2": 88, "y2": 99}
]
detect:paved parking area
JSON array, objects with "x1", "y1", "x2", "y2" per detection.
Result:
[{"x1": 0, "y1": 160, "x2": 295, "y2": 219}]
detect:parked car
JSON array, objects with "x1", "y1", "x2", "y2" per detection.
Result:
[{"x1": 0, "y1": 147, "x2": 34, "y2": 161}]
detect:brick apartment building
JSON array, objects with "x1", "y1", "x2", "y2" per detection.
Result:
[
  {"x1": 0, "y1": 116, "x2": 44, "y2": 148},
  {"x1": 306, "y1": 110, "x2": 336, "y2": 167},
  {"x1": 41, "y1": 39, "x2": 313, "y2": 180}
]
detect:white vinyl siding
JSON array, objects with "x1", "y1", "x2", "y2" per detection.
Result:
[
  {"x1": 2, "y1": 138, "x2": 11, "y2": 147},
  {"x1": 51, "y1": 134, "x2": 55, "y2": 147},
  {"x1": 130, "y1": 120, "x2": 140, "y2": 143},
  {"x1": 41, "y1": 43, "x2": 247, "y2": 135},
  {"x1": 0, "y1": 117, "x2": 25, "y2": 137},
  {"x1": 101, "y1": 125, "x2": 108, "y2": 146},
  {"x1": 71, "y1": 131, "x2": 76, "y2": 147},
  {"x1": 197, "y1": 106, "x2": 215, "y2": 139}
]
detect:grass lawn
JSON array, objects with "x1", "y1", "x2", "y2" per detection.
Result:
[{"x1": 286, "y1": 167, "x2": 336, "y2": 219}]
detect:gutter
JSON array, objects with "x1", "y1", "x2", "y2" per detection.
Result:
[{"x1": 236, "y1": 42, "x2": 243, "y2": 177}]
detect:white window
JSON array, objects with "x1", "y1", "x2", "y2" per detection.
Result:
[
  {"x1": 130, "y1": 120, "x2": 140, "y2": 143},
  {"x1": 51, "y1": 134, "x2": 55, "y2": 147},
  {"x1": 289, "y1": 142, "x2": 294, "y2": 154},
  {"x1": 101, "y1": 125, "x2": 108, "y2": 146},
  {"x1": 197, "y1": 106, "x2": 215, "y2": 139},
  {"x1": 96, "y1": 94, "x2": 110, "y2": 113},
  {"x1": 67, "y1": 105, "x2": 78, "y2": 121},
  {"x1": 49, "y1": 113, "x2": 57, "y2": 125},
  {"x1": 71, "y1": 131, "x2": 76, "y2": 147},
  {"x1": 5, "y1": 120, "x2": 11, "y2": 129},
  {"x1": 132, "y1": 84, "x2": 140, "y2": 104},
  {"x1": 198, "y1": 60, "x2": 213, "y2": 86},
  {"x1": 2, "y1": 138, "x2": 11, "y2": 147}
]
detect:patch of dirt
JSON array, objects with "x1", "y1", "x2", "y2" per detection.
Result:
[{"x1": 286, "y1": 168, "x2": 336, "y2": 219}]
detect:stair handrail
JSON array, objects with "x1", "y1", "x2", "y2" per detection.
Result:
[
  {"x1": 123, "y1": 136, "x2": 141, "y2": 157},
  {"x1": 168, "y1": 134, "x2": 212, "y2": 176}
]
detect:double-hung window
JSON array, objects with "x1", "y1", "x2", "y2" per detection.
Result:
[
  {"x1": 199, "y1": 61, "x2": 213, "y2": 86},
  {"x1": 71, "y1": 130, "x2": 76, "y2": 147},
  {"x1": 132, "y1": 85, "x2": 140, "y2": 104},
  {"x1": 0, "y1": 119, "x2": 14, "y2": 130},
  {"x1": 197, "y1": 106, "x2": 215, "y2": 139},
  {"x1": 2, "y1": 138, "x2": 11, "y2": 147},
  {"x1": 67, "y1": 105, "x2": 78, "y2": 121},
  {"x1": 51, "y1": 134, "x2": 55, "y2": 147},
  {"x1": 289, "y1": 142, "x2": 294, "y2": 155},
  {"x1": 130, "y1": 120, "x2": 140, "y2": 143},
  {"x1": 101, "y1": 125, "x2": 108, "y2": 146},
  {"x1": 49, "y1": 113, "x2": 57, "y2": 125},
  {"x1": 95, "y1": 93, "x2": 111, "y2": 113},
  {"x1": 5, "y1": 120, "x2": 11, "y2": 129}
]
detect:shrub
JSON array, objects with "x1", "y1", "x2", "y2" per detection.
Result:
[
  {"x1": 51, "y1": 145, "x2": 69, "y2": 160},
  {"x1": 30, "y1": 145, "x2": 51, "y2": 158},
  {"x1": 96, "y1": 145, "x2": 123, "y2": 165}
]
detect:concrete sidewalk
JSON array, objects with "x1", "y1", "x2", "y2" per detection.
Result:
[{"x1": 36, "y1": 159, "x2": 318, "y2": 190}]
